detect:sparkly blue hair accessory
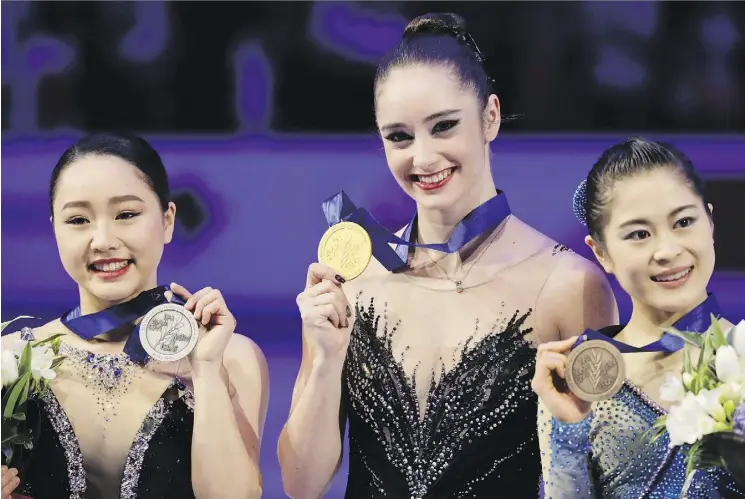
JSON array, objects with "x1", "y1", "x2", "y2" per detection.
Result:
[{"x1": 572, "y1": 179, "x2": 588, "y2": 226}]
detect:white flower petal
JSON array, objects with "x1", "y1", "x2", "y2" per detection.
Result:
[
  {"x1": 666, "y1": 393, "x2": 708, "y2": 447},
  {"x1": 727, "y1": 320, "x2": 745, "y2": 358},
  {"x1": 694, "y1": 388, "x2": 727, "y2": 422},
  {"x1": 660, "y1": 374, "x2": 686, "y2": 403},
  {"x1": 1, "y1": 348, "x2": 20, "y2": 387},
  {"x1": 715, "y1": 345, "x2": 741, "y2": 384},
  {"x1": 12, "y1": 339, "x2": 29, "y2": 357}
]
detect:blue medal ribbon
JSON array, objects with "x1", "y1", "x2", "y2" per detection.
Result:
[
  {"x1": 60, "y1": 285, "x2": 186, "y2": 364},
  {"x1": 321, "y1": 190, "x2": 512, "y2": 272},
  {"x1": 574, "y1": 293, "x2": 721, "y2": 353}
]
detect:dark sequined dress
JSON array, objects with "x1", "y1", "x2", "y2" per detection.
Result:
[
  {"x1": 15, "y1": 328, "x2": 195, "y2": 499},
  {"x1": 341, "y1": 297, "x2": 541, "y2": 498}
]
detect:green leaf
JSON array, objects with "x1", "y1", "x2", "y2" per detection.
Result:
[
  {"x1": 644, "y1": 419, "x2": 669, "y2": 445},
  {"x1": 709, "y1": 315, "x2": 729, "y2": 349},
  {"x1": 681, "y1": 470, "x2": 696, "y2": 498},
  {"x1": 683, "y1": 345, "x2": 692, "y2": 375},
  {"x1": 50, "y1": 357, "x2": 66, "y2": 370},
  {"x1": 11, "y1": 411, "x2": 26, "y2": 421},
  {"x1": 16, "y1": 375, "x2": 30, "y2": 408},
  {"x1": 0, "y1": 316, "x2": 36, "y2": 334},
  {"x1": 32, "y1": 333, "x2": 66, "y2": 346},
  {"x1": 2, "y1": 372, "x2": 30, "y2": 418},
  {"x1": 694, "y1": 337, "x2": 716, "y2": 393},
  {"x1": 18, "y1": 341, "x2": 33, "y2": 375}
]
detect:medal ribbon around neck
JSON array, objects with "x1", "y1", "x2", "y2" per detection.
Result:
[
  {"x1": 564, "y1": 293, "x2": 721, "y2": 402},
  {"x1": 321, "y1": 190, "x2": 512, "y2": 273},
  {"x1": 574, "y1": 293, "x2": 722, "y2": 352},
  {"x1": 60, "y1": 285, "x2": 186, "y2": 365}
]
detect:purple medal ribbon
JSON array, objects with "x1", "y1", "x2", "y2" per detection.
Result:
[
  {"x1": 574, "y1": 293, "x2": 722, "y2": 353},
  {"x1": 60, "y1": 285, "x2": 186, "y2": 365},
  {"x1": 321, "y1": 190, "x2": 512, "y2": 272}
]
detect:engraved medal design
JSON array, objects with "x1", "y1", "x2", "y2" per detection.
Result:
[
  {"x1": 317, "y1": 221, "x2": 373, "y2": 281},
  {"x1": 139, "y1": 303, "x2": 199, "y2": 362},
  {"x1": 565, "y1": 339, "x2": 626, "y2": 402}
]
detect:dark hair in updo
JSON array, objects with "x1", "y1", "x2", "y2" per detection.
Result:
[
  {"x1": 49, "y1": 132, "x2": 171, "y2": 217},
  {"x1": 374, "y1": 13, "x2": 491, "y2": 108},
  {"x1": 572, "y1": 137, "x2": 710, "y2": 243}
]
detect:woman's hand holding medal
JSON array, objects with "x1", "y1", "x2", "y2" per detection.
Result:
[
  {"x1": 296, "y1": 220, "x2": 372, "y2": 363},
  {"x1": 169, "y1": 282, "x2": 236, "y2": 369},
  {"x1": 297, "y1": 263, "x2": 353, "y2": 363},
  {"x1": 532, "y1": 337, "x2": 593, "y2": 424}
]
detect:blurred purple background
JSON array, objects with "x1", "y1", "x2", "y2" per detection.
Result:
[{"x1": 2, "y1": 2, "x2": 744, "y2": 497}]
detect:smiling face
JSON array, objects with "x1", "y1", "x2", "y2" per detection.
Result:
[
  {"x1": 588, "y1": 168, "x2": 715, "y2": 316},
  {"x1": 375, "y1": 64, "x2": 500, "y2": 218},
  {"x1": 51, "y1": 154, "x2": 175, "y2": 311}
]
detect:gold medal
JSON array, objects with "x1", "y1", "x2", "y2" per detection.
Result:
[
  {"x1": 565, "y1": 339, "x2": 626, "y2": 402},
  {"x1": 317, "y1": 221, "x2": 372, "y2": 281}
]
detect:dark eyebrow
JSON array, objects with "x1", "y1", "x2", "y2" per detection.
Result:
[
  {"x1": 379, "y1": 109, "x2": 461, "y2": 133},
  {"x1": 61, "y1": 195, "x2": 145, "y2": 211},
  {"x1": 110, "y1": 195, "x2": 145, "y2": 205},
  {"x1": 669, "y1": 204, "x2": 697, "y2": 218},
  {"x1": 617, "y1": 204, "x2": 698, "y2": 230}
]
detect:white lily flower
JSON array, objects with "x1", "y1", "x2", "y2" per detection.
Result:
[
  {"x1": 30, "y1": 345, "x2": 56, "y2": 381},
  {"x1": 667, "y1": 392, "x2": 710, "y2": 447}
]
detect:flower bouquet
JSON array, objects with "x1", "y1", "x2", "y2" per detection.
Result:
[
  {"x1": 649, "y1": 316, "x2": 745, "y2": 495},
  {"x1": 1, "y1": 316, "x2": 65, "y2": 470}
]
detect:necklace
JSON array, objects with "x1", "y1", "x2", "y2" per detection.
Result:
[
  {"x1": 60, "y1": 342, "x2": 143, "y2": 436},
  {"x1": 422, "y1": 225, "x2": 502, "y2": 293}
]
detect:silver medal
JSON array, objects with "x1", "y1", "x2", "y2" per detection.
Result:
[{"x1": 139, "y1": 303, "x2": 199, "y2": 362}]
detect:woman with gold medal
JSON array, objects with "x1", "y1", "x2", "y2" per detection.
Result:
[
  {"x1": 532, "y1": 137, "x2": 745, "y2": 497},
  {"x1": 0, "y1": 133, "x2": 269, "y2": 499},
  {"x1": 278, "y1": 12, "x2": 618, "y2": 499}
]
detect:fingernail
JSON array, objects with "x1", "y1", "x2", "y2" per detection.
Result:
[
  {"x1": 346, "y1": 306, "x2": 352, "y2": 318},
  {"x1": 335, "y1": 274, "x2": 346, "y2": 283}
]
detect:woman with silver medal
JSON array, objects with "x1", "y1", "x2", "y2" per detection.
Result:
[
  {"x1": 0, "y1": 133, "x2": 268, "y2": 499},
  {"x1": 533, "y1": 138, "x2": 745, "y2": 498},
  {"x1": 278, "y1": 12, "x2": 618, "y2": 499}
]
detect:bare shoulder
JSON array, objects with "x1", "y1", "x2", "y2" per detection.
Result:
[
  {"x1": 501, "y1": 217, "x2": 561, "y2": 261},
  {"x1": 548, "y1": 248, "x2": 609, "y2": 286},
  {"x1": 541, "y1": 247, "x2": 616, "y2": 308},
  {"x1": 534, "y1": 239, "x2": 618, "y2": 344}
]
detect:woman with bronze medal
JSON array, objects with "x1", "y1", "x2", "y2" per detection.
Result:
[
  {"x1": 278, "y1": 12, "x2": 618, "y2": 499},
  {"x1": 0, "y1": 133, "x2": 268, "y2": 498},
  {"x1": 533, "y1": 138, "x2": 745, "y2": 497}
]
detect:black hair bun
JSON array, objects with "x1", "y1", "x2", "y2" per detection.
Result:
[{"x1": 402, "y1": 13, "x2": 467, "y2": 39}]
